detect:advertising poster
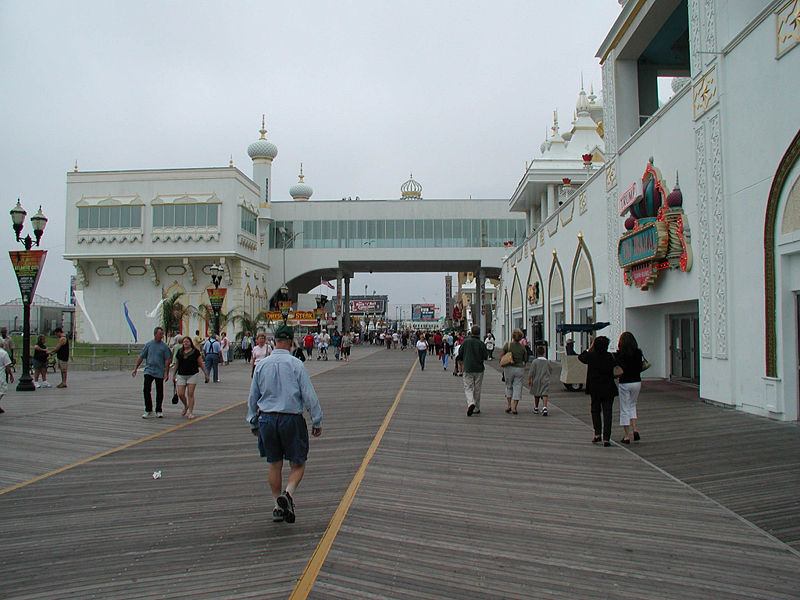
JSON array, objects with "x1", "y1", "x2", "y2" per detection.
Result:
[
  {"x1": 412, "y1": 303, "x2": 436, "y2": 321},
  {"x1": 10, "y1": 249, "x2": 47, "y2": 303},
  {"x1": 350, "y1": 299, "x2": 384, "y2": 315}
]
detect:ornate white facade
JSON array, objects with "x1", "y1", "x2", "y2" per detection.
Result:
[{"x1": 495, "y1": 0, "x2": 800, "y2": 421}]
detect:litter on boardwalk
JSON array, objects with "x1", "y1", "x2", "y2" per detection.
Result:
[{"x1": 152, "y1": 471, "x2": 162, "y2": 479}]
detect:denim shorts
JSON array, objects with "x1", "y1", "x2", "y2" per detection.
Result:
[{"x1": 257, "y1": 412, "x2": 309, "y2": 464}]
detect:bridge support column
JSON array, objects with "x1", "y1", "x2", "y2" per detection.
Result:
[
  {"x1": 343, "y1": 276, "x2": 351, "y2": 333},
  {"x1": 477, "y1": 269, "x2": 485, "y2": 336},
  {"x1": 336, "y1": 269, "x2": 343, "y2": 332}
]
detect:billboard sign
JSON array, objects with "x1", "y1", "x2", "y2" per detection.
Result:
[
  {"x1": 412, "y1": 303, "x2": 436, "y2": 321},
  {"x1": 350, "y1": 299, "x2": 384, "y2": 315}
]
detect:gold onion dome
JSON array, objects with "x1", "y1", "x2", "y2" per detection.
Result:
[{"x1": 401, "y1": 173, "x2": 422, "y2": 199}]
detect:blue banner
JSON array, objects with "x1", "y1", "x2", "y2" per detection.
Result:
[{"x1": 123, "y1": 301, "x2": 138, "y2": 342}]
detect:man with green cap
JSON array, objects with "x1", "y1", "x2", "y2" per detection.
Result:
[{"x1": 246, "y1": 324, "x2": 323, "y2": 523}]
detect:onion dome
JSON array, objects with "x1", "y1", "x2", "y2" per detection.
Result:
[
  {"x1": 401, "y1": 173, "x2": 422, "y2": 199},
  {"x1": 667, "y1": 172, "x2": 683, "y2": 208},
  {"x1": 625, "y1": 215, "x2": 637, "y2": 231},
  {"x1": 247, "y1": 115, "x2": 278, "y2": 161},
  {"x1": 576, "y1": 86, "x2": 591, "y2": 116},
  {"x1": 289, "y1": 163, "x2": 313, "y2": 200}
]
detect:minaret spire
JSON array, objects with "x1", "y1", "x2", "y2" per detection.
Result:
[{"x1": 259, "y1": 114, "x2": 267, "y2": 140}]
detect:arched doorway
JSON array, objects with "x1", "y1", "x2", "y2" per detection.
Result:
[
  {"x1": 765, "y1": 128, "x2": 800, "y2": 420},
  {"x1": 571, "y1": 238, "x2": 596, "y2": 353},
  {"x1": 510, "y1": 271, "x2": 524, "y2": 333},
  {"x1": 548, "y1": 256, "x2": 565, "y2": 358}
]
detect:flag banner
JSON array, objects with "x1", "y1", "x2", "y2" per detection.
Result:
[
  {"x1": 74, "y1": 290, "x2": 100, "y2": 341},
  {"x1": 9, "y1": 249, "x2": 47, "y2": 304},
  {"x1": 123, "y1": 301, "x2": 138, "y2": 342},
  {"x1": 321, "y1": 278, "x2": 335, "y2": 289},
  {"x1": 145, "y1": 298, "x2": 165, "y2": 318},
  {"x1": 207, "y1": 288, "x2": 227, "y2": 312}
]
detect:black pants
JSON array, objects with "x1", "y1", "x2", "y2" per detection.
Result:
[
  {"x1": 590, "y1": 393, "x2": 615, "y2": 441},
  {"x1": 244, "y1": 348, "x2": 252, "y2": 363},
  {"x1": 143, "y1": 374, "x2": 164, "y2": 412}
]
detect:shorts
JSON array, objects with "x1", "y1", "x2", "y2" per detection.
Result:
[
  {"x1": 0, "y1": 379, "x2": 7, "y2": 396},
  {"x1": 175, "y1": 372, "x2": 203, "y2": 386},
  {"x1": 32, "y1": 358, "x2": 47, "y2": 370},
  {"x1": 257, "y1": 412, "x2": 309, "y2": 464},
  {"x1": 342, "y1": 346, "x2": 351, "y2": 356},
  {"x1": 57, "y1": 360, "x2": 69, "y2": 372}
]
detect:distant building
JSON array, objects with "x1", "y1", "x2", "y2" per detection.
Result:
[{"x1": 0, "y1": 294, "x2": 75, "y2": 335}]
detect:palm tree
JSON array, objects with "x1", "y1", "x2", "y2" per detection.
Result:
[
  {"x1": 229, "y1": 311, "x2": 260, "y2": 341},
  {"x1": 161, "y1": 292, "x2": 185, "y2": 334},
  {"x1": 197, "y1": 304, "x2": 244, "y2": 335}
]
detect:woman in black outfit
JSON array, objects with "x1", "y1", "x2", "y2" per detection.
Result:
[
  {"x1": 578, "y1": 336, "x2": 618, "y2": 446},
  {"x1": 614, "y1": 331, "x2": 644, "y2": 444},
  {"x1": 173, "y1": 336, "x2": 209, "y2": 419}
]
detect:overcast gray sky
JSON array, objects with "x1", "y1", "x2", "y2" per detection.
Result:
[{"x1": 0, "y1": 0, "x2": 621, "y2": 314}]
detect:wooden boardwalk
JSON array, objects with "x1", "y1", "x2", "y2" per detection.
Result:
[{"x1": 1, "y1": 347, "x2": 799, "y2": 599}]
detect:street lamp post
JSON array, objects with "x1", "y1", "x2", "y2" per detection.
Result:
[
  {"x1": 279, "y1": 284, "x2": 290, "y2": 325},
  {"x1": 278, "y1": 226, "x2": 301, "y2": 300},
  {"x1": 209, "y1": 263, "x2": 224, "y2": 334},
  {"x1": 8, "y1": 199, "x2": 48, "y2": 392}
]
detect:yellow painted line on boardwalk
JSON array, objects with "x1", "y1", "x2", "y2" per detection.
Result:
[
  {"x1": 0, "y1": 354, "x2": 357, "y2": 497},
  {"x1": 0, "y1": 400, "x2": 244, "y2": 496},
  {"x1": 290, "y1": 359, "x2": 417, "y2": 599}
]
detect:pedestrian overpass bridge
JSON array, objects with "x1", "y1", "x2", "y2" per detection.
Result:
[{"x1": 266, "y1": 196, "x2": 526, "y2": 330}]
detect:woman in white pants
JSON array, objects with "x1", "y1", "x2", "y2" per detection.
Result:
[{"x1": 613, "y1": 331, "x2": 644, "y2": 443}]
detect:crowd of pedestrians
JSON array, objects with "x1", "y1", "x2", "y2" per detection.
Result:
[{"x1": 1, "y1": 317, "x2": 646, "y2": 524}]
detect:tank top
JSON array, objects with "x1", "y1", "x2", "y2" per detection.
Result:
[
  {"x1": 56, "y1": 338, "x2": 69, "y2": 361},
  {"x1": 176, "y1": 348, "x2": 200, "y2": 376}
]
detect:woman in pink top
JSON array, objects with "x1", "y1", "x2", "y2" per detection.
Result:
[{"x1": 251, "y1": 332, "x2": 270, "y2": 376}]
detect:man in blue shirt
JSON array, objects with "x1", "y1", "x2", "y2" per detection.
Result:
[
  {"x1": 203, "y1": 333, "x2": 221, "y2": 383},
  {"x1": 132, "y1": 327, "x2": 173, "y2": 418},
  {"x1": 247, "y1": 325, "x2": 323, "y2": 524}
]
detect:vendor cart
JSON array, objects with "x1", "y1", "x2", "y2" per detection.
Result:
[{"x1": 556, "y1": 322, "x2": 609, "y2": 391}]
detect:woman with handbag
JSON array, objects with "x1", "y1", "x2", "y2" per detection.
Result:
[
  {"x1": 613, "y1": 331, "x2": 645, "y2": 444},
  {"x1": 173, "y1": 336, "x2": 209, "y2": 419},
  {"x1": 501, "y1": 329, "x2": 528, "y2": 414},
  {"x1": 578, "y1": 336, "x2": 618, "y2": 446}
]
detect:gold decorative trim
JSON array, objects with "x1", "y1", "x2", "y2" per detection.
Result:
[
  {"x1": 693, "y1": 66, "x2": 718, "y2": 120},
  {"x1": 777, "y1": 0, "x2": 800, "y2": 58},
  {"x1": 605, "y1": 161, "x2": 617, "y2": 191}
]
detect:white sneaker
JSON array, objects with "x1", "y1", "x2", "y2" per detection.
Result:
[
  {"x1": 142, "y1": 411, "x2": 154, "y2": 418},
  {"x1": 41, "y1": 381, "x2": 52, "y2": 388},
  {"x1": 34, "y1": 381, "x2": 41, "y2": 388},
  {"x1": 156, "y1": 412, "x2": 164, "y2": 418}
]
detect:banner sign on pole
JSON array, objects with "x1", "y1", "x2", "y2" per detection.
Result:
[
  {"x1": 207, "y1": 287, "x2": 227, "y2": 312},
  {"x1": 10, "y1": 250, "x2": 47, "y2": 303}
]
